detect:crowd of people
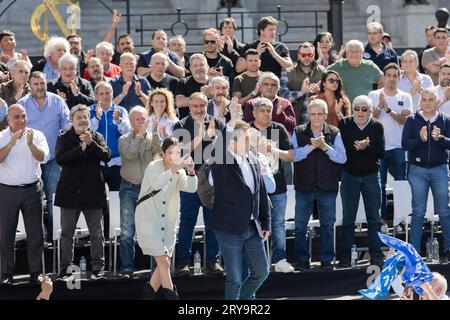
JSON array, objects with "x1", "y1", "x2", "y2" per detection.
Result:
[{"x1": 1, "y1": 10, "x2": 450, "y2": 300}]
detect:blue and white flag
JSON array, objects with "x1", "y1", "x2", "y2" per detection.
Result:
[
  {"x1": 359, "y1": 251, "x2": 405, "y2": 299},
  {"x1": 359, "y1": 233, "x2": 434, "y2": 299},
  {"x1": 378, "y1": 233, "x2": 433, "y2": 295}
]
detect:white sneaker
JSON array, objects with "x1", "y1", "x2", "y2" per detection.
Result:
[{"x1": 274, "y1": 259, "x2": 294, "y2": 273}]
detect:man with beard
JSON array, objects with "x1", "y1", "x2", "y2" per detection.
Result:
[
  {"x1": 172, "y1": 92, "x2": 225, "y2": 276},
  {"x1": 175, "y1": 54, "x2": 210, "y2": 119},
  {"x1": 110, "y1": 52, "x2": 151, "y2": 111},
  {"x1": 103, "y1": 11, "x2": 139, "y2": 66},
  {"x1": 201, "y1": 28, "x2": 234, "y2": 88},
  {"x1": 146, "y1": 52, "x2": 179, "y2": 94},
  {"x1": 17, "y1": 71, "x2": 71, "y2": 242},
  {"x1": 66, "y1": 33, "x2": 89, "y2": 76},
  {"x1": 86, "y1": 58, "x2": 110, "y2": 90},
  {"x1": 279, "y1": 42, "x2": 326, "y2": 125},
  {"x1": 207, "y1": 76, "x2": 231, "y2": 124},
  {"x1": 435, "y1": 64, "x2": 450, "y2": 115},
  {"x1": 369, "y1": 63, "x2": 413, "y2": 225},
  {"x1": 232, "y1": 49, "x2": 262, "y2": 107}
]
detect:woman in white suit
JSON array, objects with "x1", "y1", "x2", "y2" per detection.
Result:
[{"x1": 135, "y1": 137, "x2": 196, "y2": 299}]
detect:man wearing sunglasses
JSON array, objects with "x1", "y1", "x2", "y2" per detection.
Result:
[
  {"x1": 201, "y1": 28, "x2": 234, "y2": 87},
  {"x1": 338, "y1": 95, "x2": 385, "y2": 268},
  {"x1": 279, "y1": 42, "x2": 326, "y2": 126}
]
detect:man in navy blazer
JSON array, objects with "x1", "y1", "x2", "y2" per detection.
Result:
[{"x1": 208, "y1": 120, "x2": 271, "y2": 300}]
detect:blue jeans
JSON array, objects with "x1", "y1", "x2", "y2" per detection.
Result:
[
  {"x1": 408, "y1": 164, "x2": 450, "y2": 253},
  {"x1": 41, "y1": 159, "x2": 61, "y2": 239},
  {"x1": 269, "y1": 192, "x2": 287, "y2": 262},
  {"x1": 176, "y1": 191, "x2": 219, "y2": 263},
  {"x1": 294, "y1": 188, "x2": 336, "y2": 263},
  {"x1": 215, "y1": 221, "x2": 269, "y2": 300},
  {"x1": 380, "y1": 148, "x2": 407, "y2": 218},
  {"x1": 340, "y1": 171, "x2": 382, "y2": 260},
  {"x1": 119, "y1": 180, "x2": 140, "y2": 272}
]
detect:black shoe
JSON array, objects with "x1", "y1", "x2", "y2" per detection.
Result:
[
  {"x1": 90, "y1": 269, "x2": 106, "y2": 280},
  {"x1": 205, "y1": 260, "x2": 224, "y2": 275},
  {"x1": 30, "y1": 273, "x2": 43, "y2": 285},
  {"x1": 162, "y1": 285, "x2": 179, "y2": 300},
  {"x1": 174, "y1": 261, "x2": 190, "y2": 277},
  {"x1": 120, "y1": 271, "x2": 134, "y2": 279},
  {"x1": 337, "y1": 260, "x2": 351, "y2": 269},
  {"x1": 370, "y1": 256, "x2": 384, "y2": 268},
  {"x1": 320, "y1": 261, "x2": 333, "y2": 271},
  {"x1": 0, "y1": 274, "x2": 13, "y2": 286},
  {"x1": 294, "y1": 260, "x2": 310, "y2": 271}
]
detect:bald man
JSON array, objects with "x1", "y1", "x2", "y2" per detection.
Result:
[{"x1": 0, "y1": 104, "x2": 49, "y2": 285}]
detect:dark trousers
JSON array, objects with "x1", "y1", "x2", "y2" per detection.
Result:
[
  {"x1": 60, "y1": 208, "x2": 105, "y2": 271},
  {"x1": 0, "y1": 182, "x2": 44, "y2": 275}
]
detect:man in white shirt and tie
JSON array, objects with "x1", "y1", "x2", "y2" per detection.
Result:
[{"x1": 0, "y1": 104, "x2": 49, "y2": 285}]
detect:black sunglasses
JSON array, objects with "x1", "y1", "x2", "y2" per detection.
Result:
[
  {"x1": 204, "y1": 40, "x2": 217, "y2": 44},
  {"x1": 353, "y1": 107, "x2": 369, "y2": 112},
  {"x1": 326, "y1": 78, "x2": 339, "y2": 84}
]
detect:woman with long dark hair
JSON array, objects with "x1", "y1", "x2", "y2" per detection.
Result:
[
  {"x1": 310, "y1": 70, "x2": 351, "y2": 127},
  {"x1": 313, "y1": 32, "x2": 344, "y2": 68}
]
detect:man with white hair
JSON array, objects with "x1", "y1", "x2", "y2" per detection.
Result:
[
  {"x1": 244, "y1": 71, "x2": 296, "y2": 134},
  {"x1": 147, "y1": 52, "x2": 179, "y2": 94},
  {"x1": 328, "y1": 39, "x2": 383, "y2": 103},
  {"x1": 0, "y1": 60, "x2": 30, "y2": 130},
  {"x1": 110, "y1": 52, "x2": 151, "y2": 111},
  {"x1": 338, "y1": 95, "x2": 385, "y2": 268},
  {"x1": 118, "y1": 106, "x2": 161, "y2": 278},
  {"x1": 82, "y1": 41, "x2": 122, "y2": 80},
  {"x1": 398, "y1": 50, "x2": 434, "y2": 111},
  {"x1": 290, "y1": 99, "x2": 346, "y2": 271},
  {"x1": 402, "y1": 88, "x2": 450, "y2": 261},
  {"x1": 31, "y1": 36, "x2": 70, "y2": 81},
  {"x1": 364, "y1": 22, "x2": 399, "y2": 71},
  {"x1": 47, "y1": 52, "x2": 95, "y2": 109},
  {"x1": 207, "y1": 76, "x2": 231, "y2": 123}
]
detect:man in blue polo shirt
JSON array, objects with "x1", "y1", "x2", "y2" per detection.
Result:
[{"x1": 364, "y1": 22, "x2": 399, "y2": 71}]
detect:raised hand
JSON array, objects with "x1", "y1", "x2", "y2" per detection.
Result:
[
  {"x1": 56, "y1": 89, "x2": 67, "y2": 101},
  {"x1": 25, "y1": 128, "x2": 34, "y2": 146},
  {"x1": 113, "y1": 108, "x2": 122, "y2": 124},
  {"x1": 431, "y1": 125, "x2": 441, "y2": 141},
  {"x1": 69, "y1": 81, "x2": 79, "y2": 96},
  {"x1": 420, "y1": 126, "x2": 428, "y2": 142},
  {"x1": 95, "y1": 103, "x2": 102, "y2": 119}
]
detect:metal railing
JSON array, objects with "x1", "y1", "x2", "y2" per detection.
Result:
[{"x1": 125, "y1": 5, "x2": 328, "y2": 48}]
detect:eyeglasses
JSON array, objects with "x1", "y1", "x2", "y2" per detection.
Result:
[
  {"x1": 326, "y1": 78, "x2": 339, "y2": 84},
  {"x1": 204, "y1": 40, "x2": 217, "y2": 44},
  {"x1": 353, "y1": 107, "x2": 369, "y2": 112},
  {"x1": 299, "y1": 52, "x2": 315, "y2": 59}
]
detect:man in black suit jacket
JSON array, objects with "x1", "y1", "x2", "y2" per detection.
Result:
[{"x1": 209, "y1": 120, "x2": 270, "y2": 300}]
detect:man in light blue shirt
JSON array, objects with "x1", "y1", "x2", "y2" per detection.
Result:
[{"x1": 17, "y1": 71, "x2": 70, "y2": 241}]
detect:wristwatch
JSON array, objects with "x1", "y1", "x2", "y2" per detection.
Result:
[{"x1": 386, "y1": 108, "x2": 392, "y2": 114}]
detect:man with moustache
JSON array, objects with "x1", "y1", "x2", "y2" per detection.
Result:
[
  {"x1": 86, "y1": 57, "x2": 110, "y2": 90},
  {"x1": 207, "y1": 76, "x2": 232, "y2": 124},
  {"x1": 172, "y1": 92, "x2": 225, "y2": 276},
  {"x1": 55, "y1": 104, "x2": 111, "y2": 279},
  {"x1": 175, "y1": 54, "x2": 210, "y2": 119},
  {"x1": 0, "y1": 104, "x2": 49, "y2": 285}
]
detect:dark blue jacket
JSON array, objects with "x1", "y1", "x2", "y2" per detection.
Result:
[
  {"x1": 402, "y1": 111, "x2": 450, "y2": 168},
  {"x1": 208, "y1": 150, "x2": 270, "y2": 237}
]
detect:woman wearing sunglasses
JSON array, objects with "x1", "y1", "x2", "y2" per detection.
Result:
[{"x1": 310, "y1": 70, "x2": 351, "y2": 127}]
